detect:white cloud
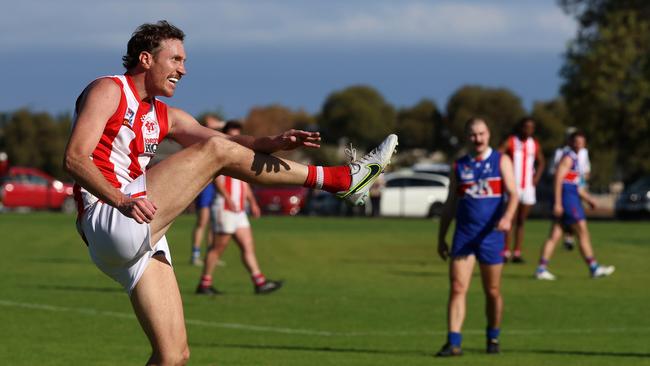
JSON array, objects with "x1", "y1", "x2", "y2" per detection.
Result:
[{"x1": 0, "y1": 0, "x2": 576, "y2": 52}]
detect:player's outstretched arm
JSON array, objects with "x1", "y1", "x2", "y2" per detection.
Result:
[{"x1": 167, "y1": 108, "x2": 320, "y2": 153}]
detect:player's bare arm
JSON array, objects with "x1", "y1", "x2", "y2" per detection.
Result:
[
  {"x1": 245, "y1": 183, "x2": 261, "y2": 218},
  {"x1": 533, "y1": 145, "x2": 546, "y2": 186},
  {"x1": 497, "y1": 154, "x2": 519, "y2": 232},
  {"x1": 167, "y1": 107, "x2": 321, "y2": 153},
  {"x1": 553, "y1": 156, "x2": 572, "y2": 217},
  {"x1": 437, "y1": 171, "x2": 458, "y2": 261},
  {"x1": 63, "y1": 78, "x2": 156, "y2": 223},
  {"x1": 578, "y1": 187, "x2": 597, "y2": 209}
]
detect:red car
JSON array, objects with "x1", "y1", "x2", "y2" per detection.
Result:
[
  {"x1": 0, "y1": 167, "x2": 75, "y2": 212},
  {"x1": 253, "y1": 186, "x2": 308, "y2": 216}
]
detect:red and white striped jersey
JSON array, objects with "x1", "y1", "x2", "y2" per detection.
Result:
[
  {"x1": 505, "y1": 135, "x2": 539, "y2": 189},
  {"x1": 73, "y1": 74, "x2": 169, "y2": 214},
  {"x1": 214, "y1": 175, "x2": 248, "y2": 212}
]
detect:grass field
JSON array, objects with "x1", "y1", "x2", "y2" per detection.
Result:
[{"x1": 0, "y1": 213, "x2": 649, "y2": 366}]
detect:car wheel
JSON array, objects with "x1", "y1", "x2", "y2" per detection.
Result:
[
  {"x1": 61, "y1": 197, "x2": 76, "y2": 214},
  {"x1": 428, "y1": 202, "x2": 444, "y2": 218}
]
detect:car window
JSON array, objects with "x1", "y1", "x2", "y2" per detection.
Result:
[
  {"x1": 28, "y1": 174, "x2": 49, "y2": 186},
  {"x1": 386, "y1": 178, "x2": 407, "y2": 188},
  {"x1": 627, "y1": 176, "x2": 650, "y2": 192},
  {"x1": 406, "y1": 178, "x2": 445, "y2": 187},
  {"x1": 386, "y1": 177, "x2": 446, "y2": 188}
]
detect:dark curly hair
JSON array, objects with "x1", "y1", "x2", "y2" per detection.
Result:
[{"x1": 122, "y1": 20, "x2": 185, "y2": 70}]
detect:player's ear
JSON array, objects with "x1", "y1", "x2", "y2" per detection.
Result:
[{"x1": 139, "y1": 51, "x2": 153, "y2": 69}]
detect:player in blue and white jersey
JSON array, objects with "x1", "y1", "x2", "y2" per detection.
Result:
[
  {"x1": 436, "y1": 118, "x2": 519, "y2": 357},
  {"x1": 535, "y1": 131, "x2": 614, "y2": 280}
]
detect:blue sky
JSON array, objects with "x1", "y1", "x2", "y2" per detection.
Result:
[{"x1": 1, "y1": 0, "x2": 576, "y2": 119}]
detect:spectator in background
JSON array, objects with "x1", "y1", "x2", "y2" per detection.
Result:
[
  {"x1": 196, "y1": 120, "x2": 283, "y2": 295},
  {"x1": 551, "y1": 127, "x2": 591, "y2": 251},
  {"x1": 499, "y1": 117, "x2": 545, "y2": 263},
  {"x1": 189, "y1": 115, "x2": 225, "y2": 266}
]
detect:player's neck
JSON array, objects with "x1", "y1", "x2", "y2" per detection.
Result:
[{"x1": 124, "y1": 71, "x2": 154, "y2": 104}]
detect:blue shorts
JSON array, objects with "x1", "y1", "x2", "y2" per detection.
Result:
[
  {"x1": 195, "y1": 184, "x2": 216, "y2": 209},
  {"x1": 451, "y1": 229, "x2": 504, "y2": 265},
  {"x1": 559, "y1": 195, "x2": 585, "y2": 226}
]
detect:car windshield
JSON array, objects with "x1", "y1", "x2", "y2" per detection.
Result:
[{"x1": 627, "y1": 176, "x2": 650, "y2": 192}]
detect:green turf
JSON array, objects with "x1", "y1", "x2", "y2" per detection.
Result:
[{"x1": 0, "y1": 213, "x2": 649, "y2": 365}]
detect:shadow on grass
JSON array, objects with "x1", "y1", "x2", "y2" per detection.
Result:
[
  {"x1": 388, "y1": 270, "x2": 446, "y2": 278},
  {"x1": 33, "y1": 284, "x2": 122, "y2": 293},
  {"x1": 341, "y1": 259, "x2": 431, "y2": 266},
  {"x1": 512, "y1": 348, "x2": 650, "y2": 358},
  {"x1": 31, "y1": 257, "x2": 87, "y2": 264},
  {"x1": 192, "y1": 342, "x2": 431, "y2": 357}
]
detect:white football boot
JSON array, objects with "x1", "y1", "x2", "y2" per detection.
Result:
[
  {"x1": 592, "y1": 265, "x2": 615, "y2": 278},
  {"x1": 535, "y1": 269, "x2": 556, "y2": 280},
  {"x1": 337, "y1": 134, "x2": 398, "y2": 206}
]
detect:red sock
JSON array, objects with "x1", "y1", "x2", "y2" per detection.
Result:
[
  {"x1": 303, "y1": 165, "x2": 351, "y2": 193},
  {"x1": 200, "y1": 275, "x2": 212, "y2": 288},
  {"x1": 252, "y1": 273, "x2": 266, "y2": 286}
]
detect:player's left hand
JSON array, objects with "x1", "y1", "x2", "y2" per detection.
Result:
[
  {"x1": 275, "y1": 130, "x2": 321, "y2": 150},
  {"x1": 250, "y1": 204, "x2": 261, "y2": 218},
  {"x1": 496, "y1": 217, "x2": 512, "y2": 232}
]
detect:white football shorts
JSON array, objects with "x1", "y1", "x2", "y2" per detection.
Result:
[
  {"x1": 517, "y1": 185, "x2": 537, "y2": 205},
  {"x1": 77, "y1": 174, "x2": 172, "y2": 295},
  {"x1": 211, "y1": 207, "x2": 250, "y2": 234}
]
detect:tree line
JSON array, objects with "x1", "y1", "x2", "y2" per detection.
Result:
[{"x1": 1, "y1": 0, "x2": 648, "y2": 191}]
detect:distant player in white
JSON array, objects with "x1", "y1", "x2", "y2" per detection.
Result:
[
  {"x1": 550, "y1": 127, "x2": 591, "y2": 250},
  {"x1": 196, "y1": 121, "x2": 283, "y2": 295},
  {"x1": 499, "y1": 117, "x2": 545, "y2": 263},
  {"x1": 64, "y1": 21, "x2": 397, "y2": 365}
]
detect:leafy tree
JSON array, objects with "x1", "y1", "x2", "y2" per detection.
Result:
[
  {"x1": 530, "y1": 98, "x2": 571, "y2": 156},
  {"x1": 319, "y1": 85, "x2": 395, "y2": 150},
  {"x1": 396, "y1": 99, "x2": 445, "y2": 151},
  {"x1": 2, "y1": 109, "x2": 71, "y2": 179},
  {"x1": 559, "y1": 0, "x2": 650, "y2": 186},
  {"x1": 446, "y1": 85, "x2": 526, "y2": 152}
]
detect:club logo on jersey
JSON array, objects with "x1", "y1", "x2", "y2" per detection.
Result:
[
  {"x1": 122, "y1": 108, "x2": 135, "y2": 127},
  {"x1": 460, "y1": 164, "x2": 474, "y2": 180},
  {"x1": 141, "y1": 114, "x2": 160, "y2": 156}
]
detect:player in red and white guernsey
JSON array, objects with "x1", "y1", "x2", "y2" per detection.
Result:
[
  {"x1": 197, "y1": 121, "x2": 283, "y2": 295},
  {"x1": 63, "y1": 21, "x2": 398, "y2": 365},
  {"x1": 499, "y1": 117, "x2": 545, "y2": 263}
]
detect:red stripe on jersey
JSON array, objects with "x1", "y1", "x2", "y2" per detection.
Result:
[
  {"x1": 126, "y1": 101, "x2": 152, "y2": 179},
  {"x1": 564, "y1": 171, "x2": 579, "y2": 184},
  {"x1": 507, "y1": 136, "x2": 515, "y2": 157},
  {"x1": 240, "y1": 181, "x2": 247, "y2": 210},
  {"x1": 458, "y1": 178, "x2": 503, "y2": 197},
  {"x1": 154, "y1": 100, "x2": 169, "y2": 138},
  {"x1": 224, "y1": 176, "x2": 233, "y2": 211}
]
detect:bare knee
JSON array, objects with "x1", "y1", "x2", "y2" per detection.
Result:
[
  {"x1": 450, "y1": 279, "x2": 469, "y2": 298},
  {"x1": 484, "y1": 285, "x2": 501, "y2": 300},
  {"x1": 201, "y1": 136, "x2": 239, "y2": 166}
]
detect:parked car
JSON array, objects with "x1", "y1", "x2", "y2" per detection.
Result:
[
  {"x1": 0, "y1": 167, "x2": 75, "y2": 213},
  {"x1": 380, "y1": 170, "x2": 449, "y2": 218},
  {"x1": 615, "y1": 176, "x2": 650, "y2": 219},
  {"x1": 253, "y1": 186, "x2": 308, "y2": 216}
]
